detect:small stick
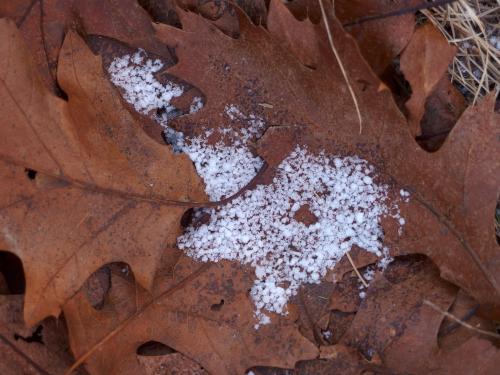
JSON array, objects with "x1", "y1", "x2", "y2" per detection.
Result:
[
  {"x1": 342, "y1": 0, "x2": 459, "y2": 27},
  {"x1": 318, "y1": 0, "x2": 363, "y2": 134},
  {"x1": 424, "y1": 300, "x2": 500, "y2": 340},
  {"x1": 346, "y1": 251, "x2": 368, "y2": 287}
]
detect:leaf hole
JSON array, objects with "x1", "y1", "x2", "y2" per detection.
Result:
[
  {"x1": 380, "y1": 58, "x2": 412, "y2": 115},
  {"x1": 83, "y1": 266, "x2": 111, "y2": 310},
  {"x1": 357, "y1": 79, "x2": 370, "y2": 92},
  {"x1": 55, "y1": 81, "x2": 69, "y2": 101},
  {"x1": 14, "y1": 325, "x2": 44, "y2": 345},
  {"x1": 293, "y1": 204, "x2": 318, "y2": 226},
  {"x1": 181, "y1": 208, "x2": 194, "y2": 228},
  {"x1": 136, "y1": 341, "x2": 176, "y2": 356},
  {"x1": 24, "y1": 168, "x2": 37, "y2": 180},
  {"x1": 210, "y1": 299, "x2": 225, "y2": 311},
  {"x1": 137, "y1": 0, "x2": 182, "y2": 28},
  {"x1": 0, "y1": 251, "x2": 25, "y2": 294},
  {"x1": 495, "y1": 200, "x2": 499, "y2": 245}
]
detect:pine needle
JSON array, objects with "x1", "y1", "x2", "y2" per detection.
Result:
[{"x1": 421, "y1": 0, "x2": 499, "y2": 104}]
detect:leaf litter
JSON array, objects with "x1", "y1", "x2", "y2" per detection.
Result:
[
  {"x1": 0, "y1": 0, "x2": 499, "y2": 374},
  {"x1": 108, "y1": 49, "x2": 266, "y2": 201},
  {"x1": 108, "y1": 49, "x2": 406, "y2": 327}
]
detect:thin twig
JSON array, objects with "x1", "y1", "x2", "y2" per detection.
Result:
[
  {"x1": 342, "y1": 0, "x2": 459, "y2": 27},
  {"x1": 424, "y1": 300, "x2": 500, "y2": 340},
  {"x1": 318, "y1": 0, "x2": 363, "y2": 134},
  {"x1": 438, "y1": 304, "x2": 478, "y2": 337},
  {"x1": 346, "y1": 251, "x2": 368, "y2": 287}
]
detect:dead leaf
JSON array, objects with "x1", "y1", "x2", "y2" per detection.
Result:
[
  {"x1": 295, "y1": 343, "x2": 396, "y2": 375},
  {"x1": 417, "y1": 73, "x2": 467, "y2": 151},
  {"x1": 0, "y1": 294, "x2": 87, "y2": 375},
  {"x1": 267, "y1": 0, "x2": 320, "y2": 69},
  {"x1": 400, "y1": 23, "x2": 457, "y2": 136},
  {"x1": 336, "y1": 0, "x2": 418, "y2": 76},
  {"x1": 255, "y1": 5, "x2": 500, "y2": 315},
  {"x1": 63, "y1": 256, "x2": 318, "y2": 375},
  {"x1": 57, "y1": 1, "x2": 498, "y2": 371},
  {"x1": 339, "y1": 255, "x2": 500, "y2": 374},
  {"x1": 0, "y1": 19, "x2": 207, "y2": 325},
  {"x1": 0, "y1": 0, "x2": 180, "y2": 97},
  {"x1": 340, "y1": 256, "x2": 457, "y2": 366},
  {"x1": 283, "y1": 0, "x2": 418, "y2": 76},
  {"x1": 139, "y1": 0, "x2": 267, "y2": 38},
  {"x1": 1, "y1": 0, "x2": 499, "y2": 373}
]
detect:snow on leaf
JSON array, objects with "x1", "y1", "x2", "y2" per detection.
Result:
[{"x1": 179, "y1": 146, "x2": 404, "y2": 326}]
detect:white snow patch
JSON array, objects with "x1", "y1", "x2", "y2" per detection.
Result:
[
  {"x1": 108, "y1": 51, "x2": 265, "y2": 201},
  {"x1": 178, "y1": 146, "x2": 405, "y2": 327},
  {"x1": 172, "y1": 104, "x2": 266, "y2": 200},
  {"x1": 181, "y1": 138, "x2": 263, "y2": 201},
  {"x1": 108, "y1": 51, "x2": 408, "y2": 329},
  {"x1": 108, "y1": 49, "x2": 183, "y2": 121}
]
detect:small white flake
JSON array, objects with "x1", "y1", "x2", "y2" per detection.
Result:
[
  {"x1": 363, "y1": 267, "x2": 375, "y2": 281},
  {"x1": 190, "y1": 96, "x2": 204, "y2": 114},
  {"x1": 399, "y1": 189, "x2": 410, "y2": 202}
]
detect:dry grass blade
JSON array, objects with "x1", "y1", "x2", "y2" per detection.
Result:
[
  {"x1": 346, "y1": 251, "x2": 369, "y2": 287},
  {"x1": 318, "y1": 0, "x2": 363, "y2": 134},
  {"x1": 421, "y1": 0, "x2": 500, "y2": 104}
]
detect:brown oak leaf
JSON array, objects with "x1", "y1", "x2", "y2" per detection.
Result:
[
  {"x1": 0, "y1": 19, "x2": 207, "y2": 325},
  {"x1": 400, "y1": 22, "x2": 457, "y2": 136},
  {"x1": 0, "y1": 1, "x2": 499, "y2": 374},
  {"x1": 340, "y1": 256, "x2": 500, "y2": 374},
  {"x1": 63, "y1": 256, "x2": 318, "y2": 375},
  {"x1": 57, "y1": 2, "x2": 499, "y2": 373},
  {"x1": 0, "y1": 294, "x2": 86, "y2": 375},
  {"x1": 158, "y1": 1, "x2": 500, "y2": 313}
]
